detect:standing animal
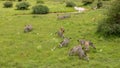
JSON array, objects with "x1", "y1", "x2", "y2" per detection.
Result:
[
  {"x1": 57, "y1": 27, "x2": 65, "y2": 38},
  {"x1": 59, "y1": 38, "x2": 71, "y2": 47},
  {"x1": 24, "y1": 24, "x2": 33, "y2": 33},
  {"x1": 77, "y1": 39, "x2": 96, "y2": 51},
  {"x1": 69, "y1": 45, "x2": 89, "y2": 61}
]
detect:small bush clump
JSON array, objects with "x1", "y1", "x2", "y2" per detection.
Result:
[
  {"x1": 102, "y1": 0, "x2": 110, "y2": 1},
  {"x1": 82, "y1": 0, "x2": 94, "y2": 5},
  {"x1": 16, "y1": 1, "x2": 30, "y2": 10},
  {"x1": 7, "y1": 0, "x2": 15, "y2": 1},
  {"x1": 18, "y1": 0, "x2": 22, "y2": 2},
  {"x1": 36, "y1": 0, "x2": 44, "y2": 4},
  {"x1": 97, "y1": 1, "x2": 103, "y2": 9},
  {"x1": 32, "y1": 4, "x2": 49, "y2": 14},
  {"x1": 66, "y1": 1, "x2": 76, "y2": 7},
  {"x1": 3, "y1": 1, "x2": 13, "y2": 8}
]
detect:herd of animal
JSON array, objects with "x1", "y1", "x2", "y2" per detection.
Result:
[
  {"x1": 24, "y1": 25, "x2": 96, "y2": 62},
  {"x1": 23, "y1": 6, "x2": 95, "y2": 61},
  {"x1": 56, "y1": 27, "x2": 96, "y2": 62}
]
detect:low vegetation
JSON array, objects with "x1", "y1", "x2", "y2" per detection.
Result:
[
  {"x1": 32, "y1": 4, "x2": 49, "y2": 14},
  {"x1": 16, "y1": 1, "x2": 30, "y2": 10},
  {"x1": 82, "y1": 0, "x2": 94, "y2": 5},
  {"x1": 36, "y1": 0, "x2": 44, "y2": 4},
  {"x1": 66, "y1": 1, "x2": 76, "y2": 7},
  {"x1": 3, "y1": 1, "x2": 13, "y2": 8}
]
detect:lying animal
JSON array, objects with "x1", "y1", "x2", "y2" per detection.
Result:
[
  {"x1": 24, "y1": 24, "x2": 33, "y2": 33},
  {"x1": 69, "y1": 45, "x2": 89, "y2": 61},
  {"x1": 59, "y1": 38, "x2": 71, "y2": 47},
  {"x1": 57, "y1": 27, "x2": 65, "y2": 38},
  {"x1": 77, "y1": 39, "x2": 96, "y2": 51},
  {"x1": 57, "y1": 14, "x2": 71, "y2": 20}
]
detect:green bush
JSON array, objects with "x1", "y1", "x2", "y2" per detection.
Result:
[
  {"x1": 3, "y1": 1, "x2": 13, "y2": 8},
  {"x1": 7, "y1": 0, "x2": 15, "y2": 1},
  {"x1": 66, "y1": 1, "x2": 76, "y2": 7},
  {"x1": 82, "y1": 0, "x2": 94, "y2": 5},
  {"x1": 18, "y1": 0, "x2": 22, "y2": 1},
  {"x1": 32, "y1": 4, "x2": 49, "y2": 14},
  {"x1": 36, "y1": 0, "x2": 44, "y2": 4},
  {"x1": 97, "y1": 1, "x2": 103, "y2": 8},
  {"x1": 16, "y1": 1, "x2": 30, "y2": 10},
  {"x1": 102, "y1": 0, "x2": 110, "y2": 1},
  {"x1": 97, "y1": 0, "x2": 120, "y2": 37}
]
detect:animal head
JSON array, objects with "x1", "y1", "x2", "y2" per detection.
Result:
[
  {"x1": 88, "y1": 41, "x2": 96, "y2": 49},
  {"x1": 60, "y1": 27, "x2": 65, "y2": 33},
  {"x1": 77, "y1": 39, "x2": 85, "y2": 45}
]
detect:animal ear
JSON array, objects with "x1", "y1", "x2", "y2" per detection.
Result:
[
  {"x1": 77, "y1": 40, "x2": 79, "y2": 42},
  {"x1": 89, "y1": 41, "x2": 93, "y2": 45},
  {"x1": 61, "y1": 26, "x2": 64, "y2": 28},
  {"x1": 28, "y1": 24, "x2": 31, "y2": 26}
]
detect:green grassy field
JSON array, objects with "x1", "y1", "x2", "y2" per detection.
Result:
[{"x1": 0, "y1": 0, "x2": 120, "y2": 68}]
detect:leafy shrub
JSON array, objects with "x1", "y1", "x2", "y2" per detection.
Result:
[
  {"x1": 3, "y1": 1, "x2": 13, "y2": 8},
  {"x1": 7, "y1": 0, "x2": 15, "y2": 1},
  {"x1": 36, "y1": 0, "x2": 44, "y2": 4},
  {"x1": 97, "y1": 0, "x2": 120, "y2": 37},
  {"x1": 32, "y1": 4, "x2": 49, "y2": 14},
  {"x1": 97, "y1": 1, "x2": 103, "y2": 8},
  {"x1": 66, "y1": 1, "x2": 76, "y2": 7},
  {"x1": 18, "y1": 0, "x2": 22, "y2": 1},
  {"x1": 82, "y1": 0, "x2": 94, "y2": 5},
  {"x1": 16, "y1": 1, "x2": 30, "y2": 10},
  {"x1": 102, "y1": 0, "x2": 110, "y2": 1}
]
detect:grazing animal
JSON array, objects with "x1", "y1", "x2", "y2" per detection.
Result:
[
  {"x1": 24, "y1": 24, "x2": 33, "y2": 33},
  {"x1": 69, "y1": 45, "x2": 89, "y2": 61},
  {"x1": 57, "y1": 14, "x2": 65, "y2": 20},
  {"x1": 57, "y1": 27, "x2": 65, "y2": 38},
  {"x1": 64, "y1": 14, "x2": 71, "y2": 18},
  {"x1": 77, "y1": 39, "x2": 96, "y2": 51},
  {"x1": 59, "y1": 38, "x2": 71, "y2": 47},
  {"x1": 57, "y1": 14, "x2": 71, "y2": 20},
  {"x1": 74, "y1": 6, "x2": 85, "y2": 13}
]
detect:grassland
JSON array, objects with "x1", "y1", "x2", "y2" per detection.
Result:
[{"x1": 0, "y1": 0, "x2": 120, "y2": 68}]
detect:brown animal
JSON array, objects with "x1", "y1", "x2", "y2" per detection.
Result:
[
  {"x1": 59, "y1": 38, "x2": 71, "y2": 47},
  {"x1": 57, "y1": 27, "x2": 65, "y2": 38},
  {"x1": 77, "y1": 39, "x2": 96, "y2": 52},
  {"x1": 24, "y1": 24, "x2": 33, "y2": 33},
  {"x1": 69, "y1": 45, "x2": 89, "y2": 61}
]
